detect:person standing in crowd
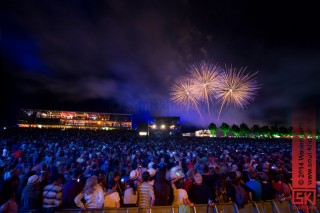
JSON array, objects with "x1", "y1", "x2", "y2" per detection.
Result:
[
  {"x1": 123, "y1": 179, "x2": 138, "y2": 207},
  {"x1": 20, "y1": 175, "x2": 42, "y2": 212},
  {"x1": 62, "y1": 170, "x2": 84, "y2": 209},
  {"x1": 0, "y1": 176, "x2": 20, "y2": 206},
  {"x1": 245, "y1": 169, "x2": 262, "y2": 201},
  {"x1": 74, "y1": 175, "x2": 104, "y2": 210},
  {"x1": 259, "y1": 173, "x2": 275, "y2": 201},
  {"x1": 272, "y1": 174, "x2": 291, "y2": 201},
  {"x1": 137, "y1": 171, "x2": 155, "y2": 208},
  {"x1": 0, "y1": 192, "x2": 18, "y2": 213},
  {"x1": 110, "y1": 171, "x2": 125, "y2": 206},
  {"x1": 171, "y1": 177, "x2": 193, "y2": 207},
  {"x1": 42, "y1": 174, "x2": 64, "y2": 212},
  {"x1": 183, "y1": 169, "x2": 195, "y2": 192},
  {"x1": 96, "y1": 170, "x2": 107, "y2": 193},
  {"x1": 104, "y1": 180, "x2": 121, "y2": 208},
  {"x1": 188, "y1": 173, "x2": 215, "y2": 205},
  {"x1": 202, "y1": 165, "x2": 215, "y2": 196},
  {"x1": 226, "y1": 171, "x2": 250, "y2": 208},
  {"x1": 154, "y1": 167, "x2": 170, "y2": 206},
  {"x1": 0, "y1": 128, "x2": 301, "y2": 210}
]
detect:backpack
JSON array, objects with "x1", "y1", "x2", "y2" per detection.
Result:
[{"x1": 231, "y1": 183, "x2": 249, "y2": 207}]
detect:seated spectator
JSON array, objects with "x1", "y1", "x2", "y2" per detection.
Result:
[{"x1": 74, "y1": 175, "x2": 104, "y2": 209}]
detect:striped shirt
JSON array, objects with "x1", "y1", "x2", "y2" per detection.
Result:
[
  {"x1": 43, "y1": 184, "x2": 63, "y2": 208},
  {"x1": 137, "y1": 182, "x2": 155, "y2": 208}
]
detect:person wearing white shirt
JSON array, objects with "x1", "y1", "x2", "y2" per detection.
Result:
[
  {"x1": 74, "y1": 176, "x2": 104, "y2": 210},
  {"x1": 104, "y1": 180, "x2": 121, "y2": 208}
]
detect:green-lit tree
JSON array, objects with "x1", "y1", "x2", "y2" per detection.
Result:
[
  {"x1": 250, "y1": 124, "x2": 261, "y2": 137},
  {"x1": 239, "y1": 123, "x2": 250, "y2": 137},
  {"x1": 279, "y1": 126, "x2": 289, "y2": 137},
  {"x1": 220, "y1": 122, "x2": 230, "y2": 137},
  {"x1": 230, "y1": 124, "x2": 240, "y2": 137},
  {"x1": 288, "y1": 126, "x2": 293, "y2": 137},
  {"x1": 261, "y1": 125, "x2": 271, "y2": 137},
  {"x1": 270, "y1": 125, "x2": 279, "y2": 137},
  {"x1": 208, "y1": 123, "x2": 218, "y2": 136}
]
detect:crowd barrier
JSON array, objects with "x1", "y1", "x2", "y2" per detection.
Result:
[{"x1": 18, "y1": 200, "x2": 319, "y2": 213}]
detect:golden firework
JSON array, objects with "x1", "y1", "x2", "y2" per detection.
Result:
[
  {"x1": 215, "y1": 65, "x2": 260, "y2": 119},
  {"x1": 188, "y1": 61, "x2": 220, "y2": 115},
  {"x1": 170, "y1": 77, "x2": 202, "y2": 118}
]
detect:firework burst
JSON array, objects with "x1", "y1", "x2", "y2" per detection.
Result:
[
  {"x1": 215, "y1": 65, "x2": 260, "y2": 119},
  {"x1": 170, "y1": 77, "x2": 202, "y2": 118},
  {"x1": 188, "y1": 61, "x2": 220, "y2": 115}
]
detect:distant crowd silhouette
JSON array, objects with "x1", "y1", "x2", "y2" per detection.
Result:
[{"x1": 0, "y1": 127, "x2": 319, "y2": 212}]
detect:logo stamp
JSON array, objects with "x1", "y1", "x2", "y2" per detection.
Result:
[{"x1": 292, "y1": 108, "x2": 317, "y2": 210}]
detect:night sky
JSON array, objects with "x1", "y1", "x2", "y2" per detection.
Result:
[{"x1": 1, "y1": 0, "x2": 320, "y2": 129}]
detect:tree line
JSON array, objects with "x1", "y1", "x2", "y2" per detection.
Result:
[{"x1": 208, "y1": 122, "x2": 320, "y2": 138}]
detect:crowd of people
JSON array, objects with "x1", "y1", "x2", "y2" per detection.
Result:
[{"x1": 0, "y1": 127, "x2": 319, "y2": 212}]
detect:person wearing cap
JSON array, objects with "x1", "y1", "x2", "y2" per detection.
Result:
[
  {"x1": 129, "y1": 170, "x2": 140, "y2": 181},
  {"x1": 129, "y1": 169, "x2": 141, "y2": 189},
  {"x1": 21, "y1": 175, "x2": 42, "y2": 211},
  {"x1": 188, "y1": 173, "x2": 215, "y2": 206},
  {"x1": 147, "y1": 168, "x2": 156, "y2": 186}
]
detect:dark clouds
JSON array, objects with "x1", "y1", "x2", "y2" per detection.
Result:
[{"x1": 2, "y1": 0, "x2": 320, "y2": 128}]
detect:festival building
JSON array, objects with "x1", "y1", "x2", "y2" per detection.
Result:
[{"x1": 17, "y1": 108, "x2": 132, "y2": 130}]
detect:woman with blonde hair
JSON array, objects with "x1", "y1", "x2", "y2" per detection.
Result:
[{"x1": 74, "y1": 175, "x2": 104, "y2": 210}]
